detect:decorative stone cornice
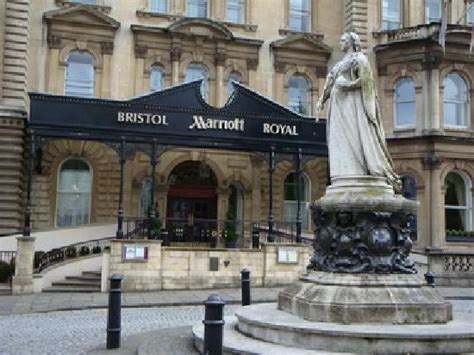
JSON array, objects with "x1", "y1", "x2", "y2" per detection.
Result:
[
  {"x1": 422, "y1": 155, "x2": 444, "y2": 170},
  {"x1": 421, "y1": 53, "x2": 442, "y2": 71},
  {"x1": 274, "y1": 61, "x2": 286, "y2": 74},
  {"x1": 315, "y1": 66, "x2": 327, "y2": 78},
  {"x1": 246, "y1": 58, "x2": 259, "y2": 71},
  {"x1": 215, "y1": 52, "x2": 227, "y2": 66},
  {"x1": 170, "y1": 47, "x2": 182, "y2": 62}
]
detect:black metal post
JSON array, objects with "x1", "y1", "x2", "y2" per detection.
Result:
[
  {"x1": 252, "y1": 225, "x2": 260, "y2": 249},
  {"x1": 23, "y1": 132, "x2": 35, "y2": 236},
  {"x1": 107, "y1": 274, "x2": 123, "y2": 349},
  {"x1": 267, "y1": 147, "x2": 275, "y2": 242},
  {"x1": 241, "y1": 268, "x2": 251, "y2": 306},
  {"x1": 295, "y1": 148, "x2": 303, "y2": 243},
  {"x1": 116, "y1": 140, "x2": 126, "y2": 239},
  {"x1": 203, "y1": 294, "x2": 225, "y2": 355},
  {"x1": 150, "y1": 142, "x2": 157, "y2": 219}
]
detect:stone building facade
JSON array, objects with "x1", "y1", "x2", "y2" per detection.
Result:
[{"x1": 0, "y1": 0, "x2": 473, "y2": 262}]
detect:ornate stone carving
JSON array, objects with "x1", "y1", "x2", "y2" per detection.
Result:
[
  {"x1": 310, "y1": 205, "x2": 417, "y2": 274},
  {"x1": 421, "y1": 52, "x2": 441, "y2": 70},
  {"x1": 134, "y1": 45, "x2": 148, "y2": 58},
  {"x1": 315, "y1": 66, "x2": 327, "y2": 78},
  {"x1": 246, "y1": 58, "x2": 259, "y2": 71},
  {"x1": 214, "y1": 52, "x2": 227, "y2": 66},
  {"x1": 377, "y1": 66, "x2": 388, "y2": 76},
  {"x1": 101, "y1": 41, "x2": 114, "y2": 55},
  {"x1": 170, "y1": 46, "x2": 182, "y2": 61},
  {"x1": 47, "y1": 35, "x2": 62, "y2": 49},
  {"x1": 422, "y1": 155, "x2": 444, "y2": 170},
  {"x1": 274, "y1": 61, "x2": 286, "y2": 73}
]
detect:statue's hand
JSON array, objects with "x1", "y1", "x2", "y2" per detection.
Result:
[{"x1": 315, "y1": 99, "x2": 323, "y2": 123}]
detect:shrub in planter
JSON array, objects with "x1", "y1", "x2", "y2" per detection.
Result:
[
  {"x1": 223, "y1": 208, "x2": 238, "y2": 248},
  {"x1": 0, "y1": 261, "x2": 12, "y2": 283},
  {"x1": 79, "y1": 246, "x2": 90, "y2": 256},
  {"x1": 65, "y1": 247, "x2": 77, "y2": 258},
  {"x1": 34, "y1": 251, "x2": 45, "y2": 269},
  {"x1": 92, "y1": 246, "x2": 101, "y2": 254}
]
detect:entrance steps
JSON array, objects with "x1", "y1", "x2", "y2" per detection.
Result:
[{"x1": 43, "y1": 271, "x2": 101, "y2": 293}]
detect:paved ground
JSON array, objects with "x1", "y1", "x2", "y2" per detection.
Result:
[{"x1": 0, "y1": 286, "x2": 472, "y2": 354}]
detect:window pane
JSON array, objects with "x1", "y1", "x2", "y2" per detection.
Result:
[
  {"x1": 150, "y1": 66, "x2": 163, "y2": 91},
  {"x1": 227, "y1": 72, "x2": 241, "y2": 98},
  {"x1": 139, "y1": 179, "x2": 153, "y2": 217},
  {"x1": 150, "y1": 0, "x2": 167, "y2": 13},
  {"x1": 185, "y1": 64, "x2": 209, "y2": 101},
  {"x1": 289, "y1": 0, "x2": 310, "y2": 32},
  {"x1": 284, "y1": 172, "x2": 310, "y2": 229},
  {"x1": 425, "y1": 0, "x2": 442, "y2": 23},
  {"x1": 72, "y1": 0, "x2": 97, "y2": 4},
  {"x1": 288, "y1": 75, "x2": 310, "y2": 115},
  {"x1": 57, "y1": 159, "x2": 91, "y2": 227},
  {"x1": 445, "y1": 173, "x2": 466, "y2": 206},
  {"x1": 395, "y1": 78, "x2": 416, "y2": 126},
  {"x1": 445, "y1": 209, "x2": 467, "y2": 231},
  {"x1": 468, "y1": 5, "x2": 474, "y2": 25},
  {"x1": 227, "y1": 0, "x2": 244, "y2": 23},
  {"x1": 401, "y1": 176, "x2": 417, "y2": 200},
  {"x1": 443, "y1": 73, "x2": 468, "y2": 126},
  {"x1": 382, "y1": 0, "x2": 401, "y2": 30},
  {"x1": 65, "y1": 52, "x2": 95, "y2": 98},
  {"x1": 187, "y1": 0, "x2": 208, "y2": 17}
]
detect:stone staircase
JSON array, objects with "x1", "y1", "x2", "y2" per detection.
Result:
[{"x1": 43, "y1": 271, "x2": 101, "y2": 293}]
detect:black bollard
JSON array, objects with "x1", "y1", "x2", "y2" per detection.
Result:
[
  {"x1": 252, "y1": 227, "x2": 260, "y2": 249},
  {"x1": 424, "y1": 271, "x2": 435, "y2": 287},
  {"x1": 107, "y1": 274, "x2": 123, "y2": 349},
  {"x1": 203, "y1": 294, "x2": 225, "y2": 355},
  {"x1": 241, "y1": 268, "x2": 251, "y2": 306}
]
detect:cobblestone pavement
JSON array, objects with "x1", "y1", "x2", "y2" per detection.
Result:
[{"x1": 0, "y1": 305, "x2": 239, "y2": 355}]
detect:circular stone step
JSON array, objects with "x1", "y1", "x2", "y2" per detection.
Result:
[{"x1": 235, "y1": 303, "x2": 474, "y2": 354}]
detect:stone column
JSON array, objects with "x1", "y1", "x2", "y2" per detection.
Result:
[
  {"x1": 12, "y1": 236, "x2": 35, "y2": 294},
  {"x1": 134, "y1": 45, "x2": 147, "y2": 95},
  {"x1": 250, "y1": 156, "x2": 262, "y2": 221},
  {"x1": 247, "y1": 59, "x2": 259, "y2": 89},
  {"x1": 215, "y1": 52, "x2": 226, "y2": 106},
  {"x1": 170, "y1": 47, "x2": 181, "y2": 85},
  {"x1": 274, "y1": 62, "x2": 286, "y2": 104},
  {"x1": 430, "y1": 68, "x2": 441, "y2": 131},
  {"x1": 101, "y1": 42, "x2": 113, "y2": 98},
  {"x1": 422, "y1": 155, "x2": 444, "y2": 249}
]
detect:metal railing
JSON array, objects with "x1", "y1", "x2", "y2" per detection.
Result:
[
  {"x1": 0, "y1": 251, "x2": 16, "y2": 264},
  {"x1": 34, "y1": 237, "x2": 114, "y2": 272}
]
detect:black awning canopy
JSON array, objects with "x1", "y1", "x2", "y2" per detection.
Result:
[{"x1": 28, "y1": 80, "x2": 327, "y2": 156}]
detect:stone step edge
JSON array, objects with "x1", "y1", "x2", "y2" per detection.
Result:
[{"x1": 192, "y1": 317, "x2": 346, "y2": 355}]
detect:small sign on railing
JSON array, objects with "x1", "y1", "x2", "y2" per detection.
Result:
[
  {"x1": 123, "y1": 244, "x2": 148, "y2": 261},
  {"x1": 277, "y1": 247, "x2": 298, "y2": 264}
]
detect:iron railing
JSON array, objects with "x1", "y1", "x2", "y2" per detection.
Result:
[
  {"x1": 0, "y1": 251, "x2": 16, "y2": 264},
  {"x1": 34, "y1": 237, "x2": 114, "y2": 272}
]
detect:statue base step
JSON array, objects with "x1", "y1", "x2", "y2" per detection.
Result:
[{"x1": 278, "y1": 272, "x2": 452, "y2": 324}]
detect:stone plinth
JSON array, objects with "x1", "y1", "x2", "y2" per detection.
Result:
[
  {"x1": 278, "y1": 272, "x2": 452, "y2": 324},
  {"x1": 12, "y1": 236, "x2": 35, "y2": 294}
]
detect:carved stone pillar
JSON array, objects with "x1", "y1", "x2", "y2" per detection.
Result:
[
  {"x1": 134, "y1": 45, "x2": 147, "y2": 95},
  {"x1": 274, "y1": 61, "x2": 286, "y2": 104},
  {"x1": 215, "y1": 52, "x2": 226, "y2": 106},
  {"x1": 171, "y1": 47, "x2": 182, "y2": 85},
  {"x1": 422, "y1": 155, "x2": 444, "y2": 249},
  {"x1": 101, "y1": 42, "x2": 113, "y2": 98}
]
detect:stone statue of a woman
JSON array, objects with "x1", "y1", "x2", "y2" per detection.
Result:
[{"x1": 315, "y1": 32, "x2": 401, "y2": 192}]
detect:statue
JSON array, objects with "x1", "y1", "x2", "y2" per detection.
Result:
[{"x1": 315, "y1": 32, "x2": 401, "y2": 192}]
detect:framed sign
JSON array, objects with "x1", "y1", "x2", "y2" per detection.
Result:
[
  {"x1": 123, "y1": 244, "x2": 148, "y2": 261},
  {"x1": 277, "y1": 247, "x2": 298, "y2": 264}
]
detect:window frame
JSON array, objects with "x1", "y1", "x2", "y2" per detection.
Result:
[
  {"x1": 283, "y1": 171, "x2": 311, "y2": 231},
  {"x1": 187, "y1": 0, "x2": 209, "y2": 18},
  {"x1": 64, "y1": 51, "x2": 95, "y2": 98},
  {"x1": 150, "y1": 65, "x2": 165, "y2": 92},
  {"x1": 393, "y1": 77, "x2": 416, "y2": 129},
  {"x1": 425, "y1": 0, "x2": 442, "y2": 24},
  {"x1": 226, "y1": 0, "x2": 245, "y2": 24},
  {"x1": 287, "y1": 74, "x2": 311, "y2": 116},
  {"x1": 467, "y1": 1, "x2": 474, "y2": 25},
  {"x1": 55, "y1": 157, "x2": 93, "y2": 228},
  {"x1": 288, "y1": 0, "x2": 311, "y2": 32},
  {"x1": 381, "y1": 0, "x2": 403, "y2": 31},
  {"x1": 443, "y1": 72, "x2": 470, "y2": 129},
  {"x1": 185, "y1": 63, "x2": 209, "y2": 102},
  {"x1": 226, "y1": 71, "x2": 241, "y2": 99},
  {"x1": 150, "y1": 0, "x2": 169, "y2": 13},
  {"x1": 444, "y1": 171, "x2": 472, "y2": 232},
  {"x1": 139, "y1": 178, "x2": 153, "y2": 217}
]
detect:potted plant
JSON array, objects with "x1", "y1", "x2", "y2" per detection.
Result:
[{"x1": 223, "y1": 208, "x2": 238, "y2": 248}]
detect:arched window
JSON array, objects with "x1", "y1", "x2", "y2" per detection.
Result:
[
  {"x1": 284, "y1": 172, "x2": 311, "y2": 230},
  {"x1": 150, "y1": 65, "x2": 164, "y2": 91},
  {"x1": 139, "y1": 178, "x2": 153, "y2": 217},
  {"x1": 445, "y1": 172, "x2": 472, "y2": 232},
  {"x1": 401, "y1": 175, "x2": 417, "y2": 200},
  {"x1": 65, "y1": 51, "x2": 95, "y2": 98},
  {"x1": 289, "y1": 0, "x2": 311, "y2": 32},
  {"x1": 185, "y1": 63, "x2": 209, "y2": 101},
  {"x1": 227, "y1": 0, "x2": 245, "y2": 23},
  {"x1": 394, "y1": 78, "x2": 416, "y2": 127},
  {"x1": 425, "y1": 0, "x2": 442, "y2": 23},
  {"x1": 150, "y1": 0, "x2": 168, "y2": 13},
  {"x1": 382, "y1": 0, "x2": 402, "y2": 30},
  {"x1": 226, "y1": 71, "x2": 241, "y2": 99},
  {"x1": 187, "y1": 0, "x2": 208, "y2": 17},
  {"x1": 288, "y1": 75, "x2": 310, "y2": 115},
  {"x1": 56, "y1": 159, "x2": 92, "y2": 227},
  {"x1": 443, "y1": 73, "x2": 469, "y2": 127}
]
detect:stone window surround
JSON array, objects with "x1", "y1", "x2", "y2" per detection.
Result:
[
  {"x1": 392, "y1": 76, "x2": 417, "y2": 130},
  {"x1": 441, "y1": 70, "x2": 471, "y2": 130},
  {"x1": 54, "y1": 0, "x2": 111, "y2": 13},
  {"x1": 282, "y1": 0, "x2": 320, "y2": 34},
  {"x1": 442, "y1": 169, "x2": 473, "y2": 233}
]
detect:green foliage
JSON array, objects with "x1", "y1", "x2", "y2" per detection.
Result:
[
  {"x1": 0, "y1": 261, "x2": 13, "y2": 283},
  {"x1": 223, "y1": 208, "x2": 237, "y2": 241}
]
